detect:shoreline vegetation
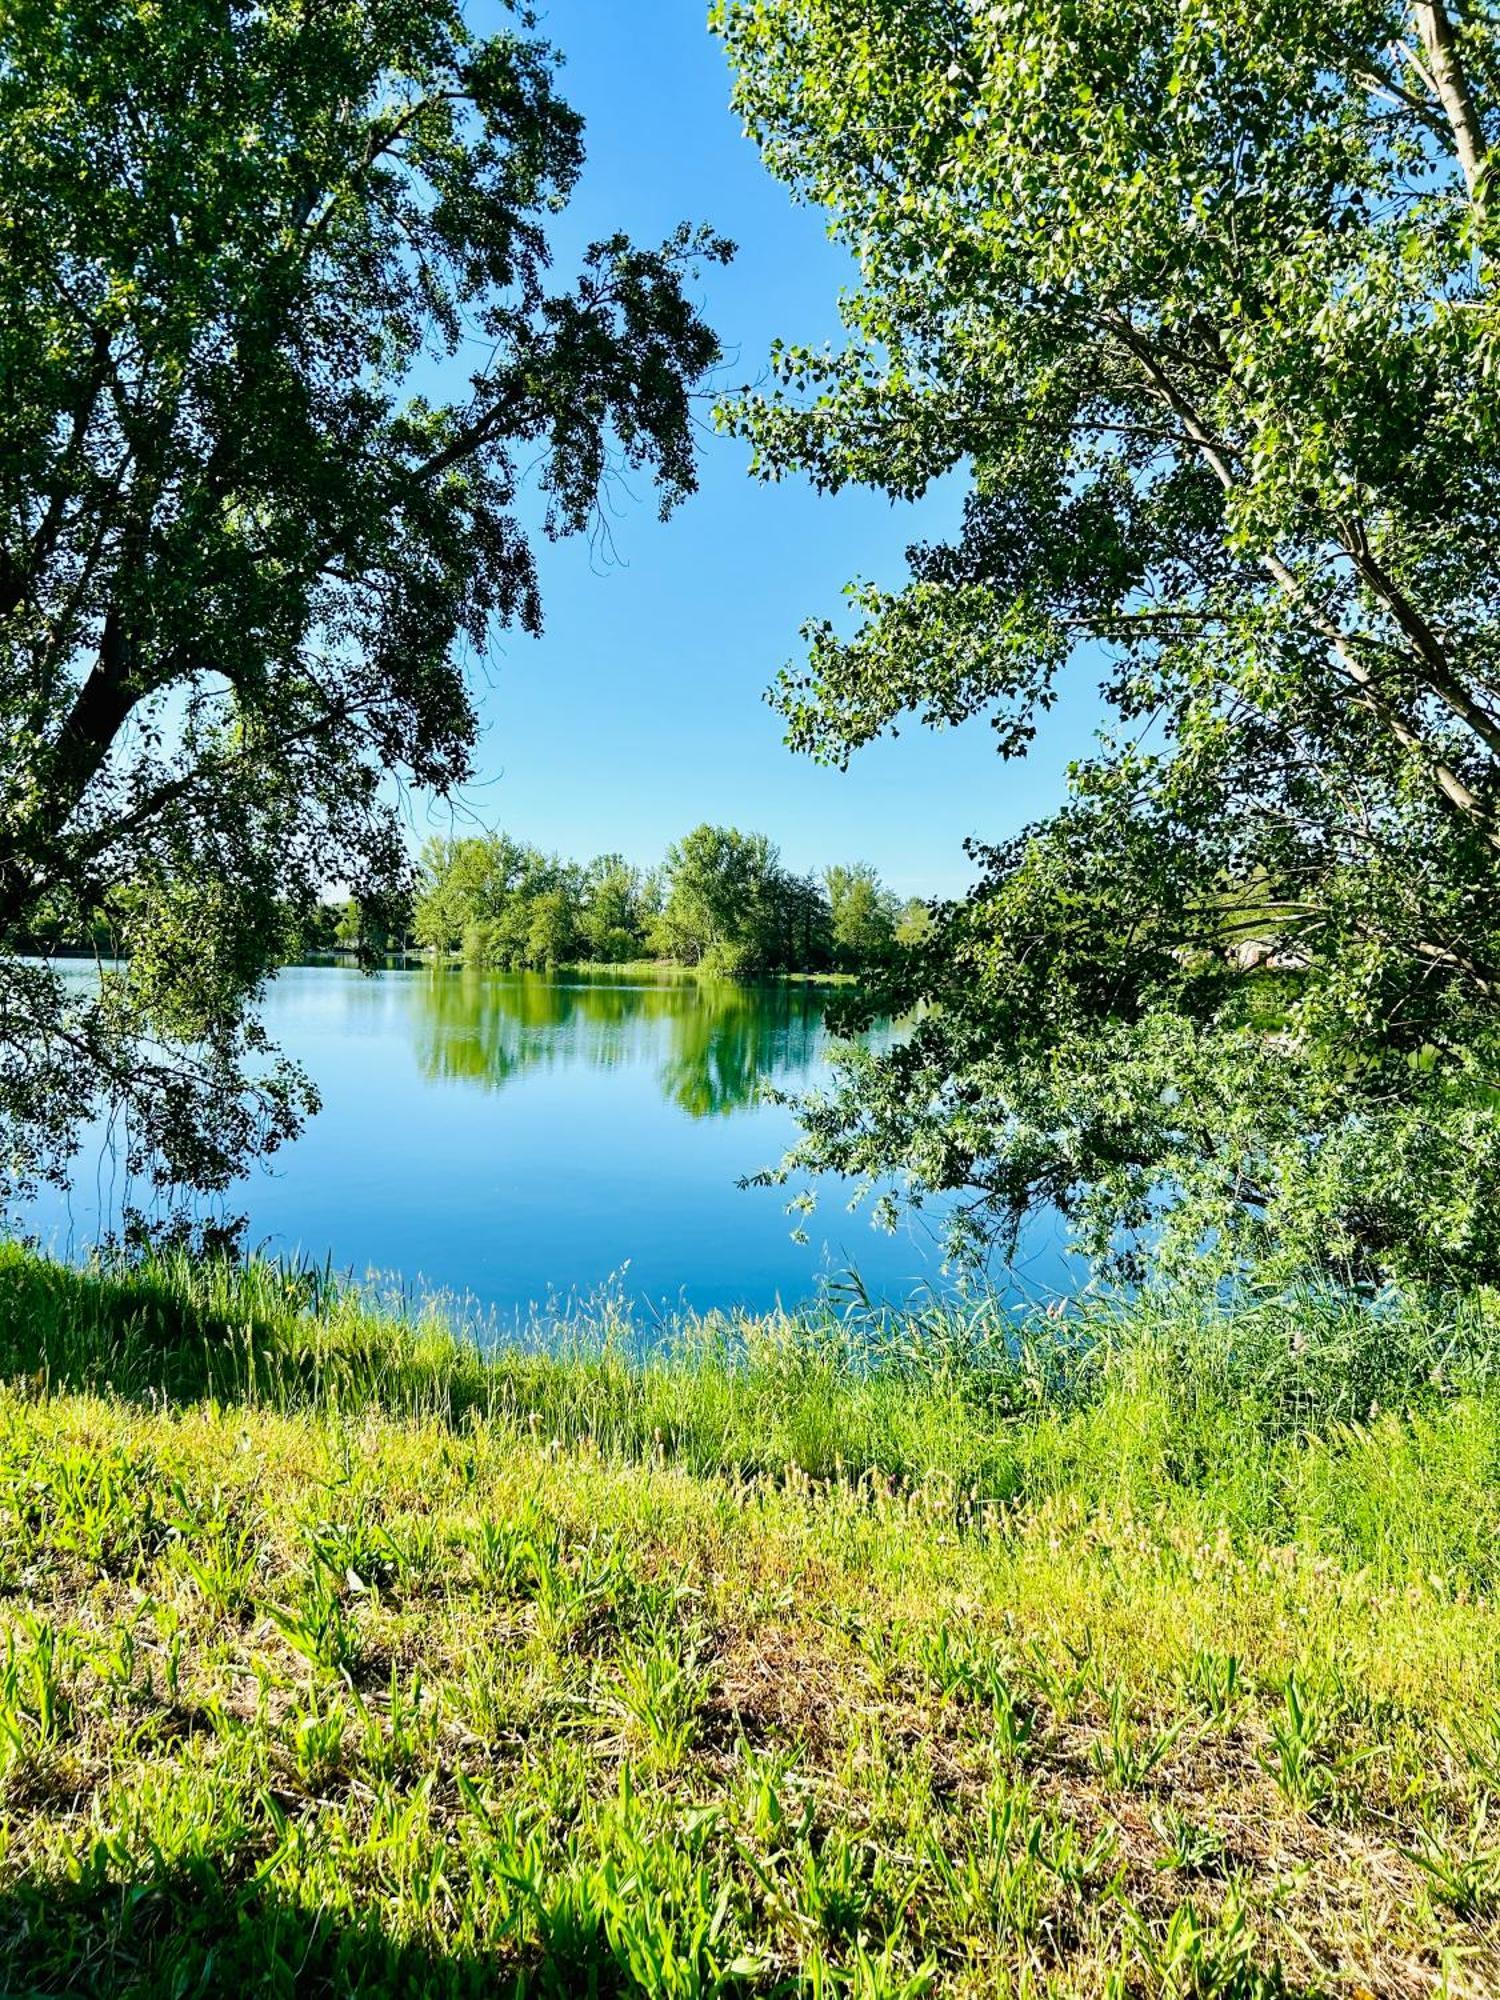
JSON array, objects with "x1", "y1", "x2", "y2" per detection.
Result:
[
  {"x1": 30, "y1": 826, "x2": 923, "y2": 985},
  {"x1": 308, "y1": 949, "x2": 863, "y2": 986},
  {"x1": 3, "y1": 1245, "x2": 1500, "y2": 1995},
  {"x1": 330, "y1": 826, "x2": 932, "y2": 980},
  {"x1": 33, "y1": 944, "x2": 863, "y2": 989}
]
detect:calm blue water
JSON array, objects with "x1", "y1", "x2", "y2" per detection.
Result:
[{"x1": 26, "y1": 963, "x2": 1078, "y2": 1322}]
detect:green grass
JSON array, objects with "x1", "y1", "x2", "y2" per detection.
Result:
[{"x1": 2, "y1": 1246, "x2": 1500, "y2": 1994}]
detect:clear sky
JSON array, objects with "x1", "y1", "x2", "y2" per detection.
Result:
[{"x1": 425, "y1": 0, "x2": 1098, "y2": 900}]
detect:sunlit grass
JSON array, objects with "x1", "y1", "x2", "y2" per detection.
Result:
[{"x1": 1, "y1": 1246, "x2": 1499, "y2": 1993}]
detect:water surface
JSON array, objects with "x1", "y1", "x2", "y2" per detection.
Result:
[{"x1": 30, "y1": 963, "x2": 1076, "y2": 1321}]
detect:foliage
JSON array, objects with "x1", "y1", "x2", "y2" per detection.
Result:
[
  {"x1": 826, "y1": 863, "x2": 899, "y2": 972},
  {"x1": 651, "y1": 824, "x2": 784, "y2": 969},
  {"x1": 4, "y1": 1246, "x2": 1500, "y2": 1991},
  {"x1": 893, "y1": 899, "x2": 934, "y2": 949},
  {"x1": 326, "y1": 891, "x2": 413, "y2": 961},
  {"x1": 0, "y1": 0, "x2": 729, "y2": 1212},
  {"x1": 412, "y1": 832, "x2": 649, "y2": 969},
  {"x1": 715, "y1": 0, "x2": 1500, "y2": 1286},
  {"x1": 583, "y1": 852, "x2": 656, "y2": 963},
  {"x1": 412, "y1": 822, "x2": 904, "y2": 977},
  {"x1": 651, "y1": 823, "x2": 834, "y2": 974}
]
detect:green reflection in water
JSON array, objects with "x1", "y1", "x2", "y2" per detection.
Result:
[{"x1": 411, "y1": 967, "x2": 843, "y2": 1115}]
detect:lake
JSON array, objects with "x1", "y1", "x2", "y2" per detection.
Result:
[{"x1": 27, "y1": 962, "x2": 1077, "y2": 1323}]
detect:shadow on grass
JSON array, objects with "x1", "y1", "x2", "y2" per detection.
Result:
[
  {"x1": 0, "y1": 1864, "x2": 760, "y2": 2000},
  {"x1": 0, "y1": 1863, "x2": 1328, "y2": 1999},
  {"x1": 0, "y1": 1240, "x2": 1033, "y2": 1491},
  {"x1": 0, "y1": 1244, "x2": 504, "y2": 1421}
]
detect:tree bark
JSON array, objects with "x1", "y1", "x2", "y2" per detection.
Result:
[{"x1": 1412, "y1": 0, "x2": 1490, "y2": 214}]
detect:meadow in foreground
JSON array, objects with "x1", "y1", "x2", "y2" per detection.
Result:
[{"x1": 1, "y1": 1247, "x2": 1499, "y2": 1996}]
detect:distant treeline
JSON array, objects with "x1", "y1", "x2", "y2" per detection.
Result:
[
  {"x1": 376, "y1": 825, "x2": 933, "y2": 976},
  {"x1": 37, "y1": 826, "x2": 933, "y2": 977}
]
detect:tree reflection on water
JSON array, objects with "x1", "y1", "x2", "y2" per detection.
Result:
[{"x1": 411, "y1": 967, "x2": 870, "y2": 1115}]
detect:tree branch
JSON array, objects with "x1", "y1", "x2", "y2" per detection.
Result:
[
  {"x1": 1412, "y1": 0, "x2": 1491, "y2": 214},
  {"x1": 1102, "y1": 311, "x2": 1500, "y2": 851}
]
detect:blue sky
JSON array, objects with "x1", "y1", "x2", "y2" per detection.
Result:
[{"x1": 425, "y1": 0, "x2": 1098, "y2": 900}]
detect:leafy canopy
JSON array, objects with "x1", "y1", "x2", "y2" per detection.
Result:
[
  {"x1": 410, "y1": 832, "x2": 658, "y2": 970},
  {"x1": 650, "y1": 823, "x2": 834, "y2": 976},
  {"x1": 412, "y1": 822, "x2": 903, "y2": 975},
  {"x1": 716, "y1": 0, "x2": 1500, "y2": 1284},
  {"x1": 825, "y1": 862, "x2": 899, "y2": 970},
  {"x1": 0, "y1": 0, "x2": 728, "y2": 1213}
]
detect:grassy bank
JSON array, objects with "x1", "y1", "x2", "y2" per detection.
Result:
[{"x1": 2, "y1": 1249, "x2": 1500, "y2": 1995}]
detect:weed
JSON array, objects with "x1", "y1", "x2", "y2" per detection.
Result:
[
  {"x1": 0, "y1": 1615, "x2": 75, "y2": 1774},
  {"x1": 1021, "y1": 1639, "x2": 1092, "y2": 1722},
  {"x1": 1151, "y1": 1802, "x2": 1227, "y2": 1875},
  {"x1": 281, "y1": 1686, "x2": 349, "y2": 1790},
  {"x1": 1090, "y1": 1684, "x2": 1188, "y2": 1789},
  {"x1": 1256, "y1": 1672, "x2": 1361, "y2": 1813},
  {"x1": 599, "y1": 1635, "x2": 712, "y2": 1767},
  {"x1": 266, "y1": 1573, "x2": 362, "y2": 1681},
  {"x1": 1403, "y1": 1802, "x2": 1500, "y2": 1920},
  {"x1": 1179, "y1": 1646, "x2": 1245, "y2": 1724},
  {"x1": 1125, "y1": 1890, "x2": 1288, "y2": 1999}
]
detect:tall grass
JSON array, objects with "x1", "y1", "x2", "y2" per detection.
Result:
[{"x1": 5, "y1": 1243, "x2": 1500, "y2": 1588}]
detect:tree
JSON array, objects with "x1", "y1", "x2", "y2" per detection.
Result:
[
  {"x1": 0, "y1": 0, "x2": 727, "y2": 1209},
  {"x1": 717, "y1": 0, "x2": 1500, "y2": 1285},
  {"x1": 415, "y1": 832, "x2": 587, "y2": 968},
  {"x1": 767, "y1": 869, "x2": 835, "y2": 973},
  {"x1": 582, "y1": 853, "x2": 649, "y2": 961},
  {"x1": 414, "y1": 833, "x2": 526, "y2": 956},
  {"x1": 333, "y1": 891, "x2": 409, "y2": 960},
  {"x1": 894, "y1": 899, "x2": 934, "y2": 950},
  {"x1": 825, "y1": 863, "x2": 897, "y2": 971},
  {"x1": 525, "y1": 886, "x2": 577, "y2": 969},
  {"x1": 652, "y1": 825, "x2": 783, "y2": 970},
  {"x1": 413, "y1": 838, "x2": 491, "y2": 957}
]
